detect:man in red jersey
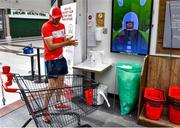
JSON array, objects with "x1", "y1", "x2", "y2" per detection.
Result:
[{"x1": 41, "y1": 6, "x2": 78, "y2": 123}]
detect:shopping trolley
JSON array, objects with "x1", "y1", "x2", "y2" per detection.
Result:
[{"x1": 1, "y1": 74, "x2": 99, "y2": 127}]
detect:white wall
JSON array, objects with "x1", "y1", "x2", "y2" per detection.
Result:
[
  {"x1": 0, "y1": 0, "x2": 51, "y2": 12},
  {"x1": 75, "y1": 0, "x2": 87, "y2": 62},
  {"x1": 62, "y1": 0, "x2": 74, "y2": 5},
  {"x1": 149, "y1": 0, "x2": 159, "y2": 56},
  {"x1": 87, "y1": 0, "x2": 160, "y2": 94}
]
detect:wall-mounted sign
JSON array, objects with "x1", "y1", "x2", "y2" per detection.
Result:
[
  {"x1": 111, "y1": 0, "x2": 153, "y2": 55},
  {"x1": 96, "y1": 12, "x2": 105, "y2": 27},
  {"x1": 9, "y1": 9, "x2": 49, "y2": 19},
  {"x1": 61, "y1": 3, "x2": 76, "y2": 74},
  {"x1": 163, "y1": 1, "x2": 180, "y2": 49},
  {"x1": 87, "y1": 12, "x2": 94, "y2": 27}
]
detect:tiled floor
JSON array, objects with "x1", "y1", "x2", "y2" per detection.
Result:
[
  {"x1": 0, "y1": 95, "x2": 143, "y2": 127},
  {"x1": 0, "y1": 38, "x2": 144, "y2": 127}
]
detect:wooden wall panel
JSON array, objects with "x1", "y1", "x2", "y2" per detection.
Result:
[
  {"x1": 171, "y1": 58, "x2": 180, "y2": 85},
  {"x1": 146, "y1": 56, "x2": 180, "y2": 90},
  {"x1": 138, "y1": 55, "x2": 180, "y2": 127},
  {"x1": 146, "y1": 56, "x2": 171, "y2": 94}
]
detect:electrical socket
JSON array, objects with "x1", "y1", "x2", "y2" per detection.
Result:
[{"x1": 103, "y1": 28, "x2": 108, "y2": 34}]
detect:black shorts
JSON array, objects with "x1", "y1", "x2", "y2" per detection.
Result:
[{"x1": 45, "y1": 57, "x2": 68, "y2": 79}]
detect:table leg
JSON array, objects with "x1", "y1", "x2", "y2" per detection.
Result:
[
  {"x1": 30, "y1": 56, "x2": 35, "y2": 78},
  {"x1": 35, "y1": 48, "x2": 42, "y2": 83},
  {"x1": 37, "y1": 48, "x2": 41, "y2": 77},
  {"x1": 91, "y1": 72, "x2": 95, "y2": 80}
]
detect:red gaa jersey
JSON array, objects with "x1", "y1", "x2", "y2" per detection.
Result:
[{"x1": 41, "y1": 20, "x2": 65, "y2": 61}]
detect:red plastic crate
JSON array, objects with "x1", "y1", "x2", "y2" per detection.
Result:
[
  {"x1": 145, "y1": 102, "x2": 163, "y2": 120},
  {"x1": 168, "y1": 86, "x2": 180, "y2": 100},
  {"x1": 169, "y1": 104, "x2": 180, "y2": 124},
  {"x1": 85, "y1": 89, "x2": 93, "y2": 106},
  {"x1": 168, "y1": 86, "x2": 180, "y2": 124},
  {"x1": 144, "y1": 87, "x2": 165, "y2": 120}
]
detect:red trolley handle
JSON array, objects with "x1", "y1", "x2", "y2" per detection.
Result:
[
  {"x1": 2, "y1": 81, "x2": 19, "y2": 93},
  {"x1": 0, "y1": 74, "x2": 19, "y2": 93}
]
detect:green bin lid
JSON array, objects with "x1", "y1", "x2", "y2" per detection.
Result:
[{"x1": 115, "y1": 62, "x2": 142, "y2": 72}]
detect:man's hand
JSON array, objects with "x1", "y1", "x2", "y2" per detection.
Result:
[
  {"x1": 64, "y1": 35, "x2": 73, "y2": 41},
  {"x1": 64, "y1": 35, "x2": 78, "y2": 46},
  {"x1": 66, "y1": 39, "x2": 78, "y2": 46}
]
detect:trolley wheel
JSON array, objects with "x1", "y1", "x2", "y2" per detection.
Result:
[
  {"x1": 79, "y1": 124, "x2": 91, "y2": 127},
  {"x1": 2, "y1": 97, "x2": 6, "y2": 105}
]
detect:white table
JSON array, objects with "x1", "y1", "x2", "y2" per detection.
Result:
[{"x1": 73, "y1": 62, "x2": 112, "y2": 79}]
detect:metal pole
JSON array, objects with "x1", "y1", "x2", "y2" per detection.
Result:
[
  {"x1": 30, "y1": 56, "x2": 35, "y2": 80},
  {"x1": 1, "y1": 86, "x2": 5, "y2": 105},
  {"x1": 0, "y1": 73, "x2": 6, "y2": 105},
  {"x1": 37, "y1": 48, "x2": 41, "y2": 82}
]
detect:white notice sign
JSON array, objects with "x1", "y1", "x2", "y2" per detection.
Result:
[{"x1": 61, "y1": 3, "x2": 76, "y2": 74}]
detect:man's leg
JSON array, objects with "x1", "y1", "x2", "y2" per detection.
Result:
[
  {"x1": 55, "y1": 57, "x2": 68, "y2": 102},
  {"x1": 55, "y1": 75, "x2": 64, "y2": 102},
  {"x1": 44, "y1": 78, "x2": 57, "y2": 108},
  {"x1": 53, "y1": 75, "x2": 71, "y2": 110},
  {"x1": 42, "y1": 78, "x2": 57, "y2": 123}
]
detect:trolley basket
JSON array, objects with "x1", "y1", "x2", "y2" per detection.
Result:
[{"x1": 10, "y1": 74, "x2": 99, "y2": 127}]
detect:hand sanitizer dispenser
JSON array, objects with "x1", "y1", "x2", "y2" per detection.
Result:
[{"x1": 95, "y1": 27, "x2": 103, "y2": 42}]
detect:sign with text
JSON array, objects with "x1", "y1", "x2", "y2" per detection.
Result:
[
  {"x1": 9, "y1": 9, "x2": 49, "y2": 19},
  {"x1": 61, "y1": 3, "x2": 76, "y2": 74},
  {"x1": 163, "y1": 1, "x2": 180, "y2": 49}
]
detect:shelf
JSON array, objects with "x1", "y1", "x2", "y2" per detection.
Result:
[
  {"x1": 138, "y1": 105, "x2": 180, "y2": 127},
  {"x1": 73, "y1": 63, "x2": 112, "y2": 73}
]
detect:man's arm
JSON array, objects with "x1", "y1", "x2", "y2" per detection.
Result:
[{"x1": 44, "y1": 37, "x2": 78, "y2": 51}]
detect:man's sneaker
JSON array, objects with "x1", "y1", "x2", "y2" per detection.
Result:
[
  {"x1": 53, "y1": 103, "x2": 71, "y2": 110},
  {"x1": 42, "y1": 109, "x2": 51, "y2": 123}
]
